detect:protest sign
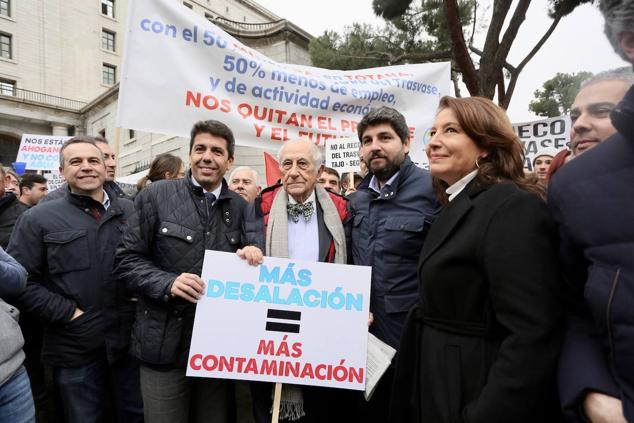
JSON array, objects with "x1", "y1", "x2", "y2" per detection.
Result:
[
  {"x1": 117, "y1": 0, "x2": 451, "y2": 167},
  {"x1": 187, "y1": 251, "x2": 372, "y2": 390},
  {"x1": 325, "y1": 137, "x2": 361, "y2": 174},
  {"x1": 16, "y1": 134, "x2": 70, "y2": 171},
  {"x1": 512, "y1": 116, "x2": 570, "y2": 171},
  {"x1": 43, "y1": 170, "x2": 65, "y2": 191}
]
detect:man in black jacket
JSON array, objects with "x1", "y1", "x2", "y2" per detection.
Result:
[
  {"x1": 549, "y1": 2, "x2": 634, "y2": 422},
  {"x1": 7, "y1": 136, "x2": 141, "y2": 423},
  {"x1": 0, "y1": 166, "x2": 27, "y2": 248},
  {"x1": 115, "y1": 120, "x2": 247, "y2": 423}
]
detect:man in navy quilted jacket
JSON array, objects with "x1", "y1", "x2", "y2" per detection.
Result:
[{"x1": 115, "y1": 120, "x2": 247, "y2": 423}]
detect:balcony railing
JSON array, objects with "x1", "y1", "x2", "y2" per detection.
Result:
[
  {"x1": 0, "y1": 87, "x2": 87, "y2": 111},
  {"x1": 213, "y1": 17, "x2": 286, "y2": 34}
]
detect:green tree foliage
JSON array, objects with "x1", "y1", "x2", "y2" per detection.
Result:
[{"x1": 529, "y1": 71, "x2": 593, "y2": 117}]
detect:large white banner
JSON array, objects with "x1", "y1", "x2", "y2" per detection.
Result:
[
  {"x1": 512, "y1": 116, "x2": 570, "y2": 171},
  {"x1": 187, "y1": 251, "x2": 372, "y2": 390},
  {"x1": 16, "y1": 134, "x2": 71, "y2": 171},
  {"x1": 117, "y1": 0, "x2": 451, "y2": 167}
]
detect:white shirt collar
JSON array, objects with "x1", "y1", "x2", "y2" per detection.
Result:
[
  {"x1": 288, "y1": 190, "x2": 316, "y2": 207},
  {"x1": 446, "y1": 170, "x2": 478, "y2": 202},
  {"x1": 102, "y1": 190, "x2": 110, "y2": 210},
  {"x1": 369, "y1": 171, "x2": 400, "y2": 194},
  {"x1": 191, "y1": 175, "x2": 222, "y2": 199}
]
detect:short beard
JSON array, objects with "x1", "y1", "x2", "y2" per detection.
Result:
[{"x1": 370, "y1": 152, "x2": 405, "y2": 184}]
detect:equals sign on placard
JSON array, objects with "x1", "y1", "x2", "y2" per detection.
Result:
[{"x1": 265, "y1": 309, "x2": 301, "y2": 333}]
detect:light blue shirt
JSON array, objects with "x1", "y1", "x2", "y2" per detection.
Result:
[
  {"x1": 369, "y1": 171, "x2": 400, "y2": 195},
  {"x1": 287, "y1": 190, "x2": 319, "y2": 262}
]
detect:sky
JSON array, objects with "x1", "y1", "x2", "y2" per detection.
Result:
[{"x1": 256, "y1": 0, "x2": 629, "y2": 122}]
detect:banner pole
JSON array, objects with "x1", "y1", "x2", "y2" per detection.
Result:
[{"x1": 271, "y1": 382, "x2": 282, "y2": 423}]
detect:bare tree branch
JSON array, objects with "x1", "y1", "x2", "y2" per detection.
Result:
[
  {"x1": 443, "y1": 0, "x2": 480, "y2": 95},
  {"x1": 494, "y1": 0, "x2": 530, "y2": 73},
  {"x1": 469, "y1": 1, "x2": 478, "y2": 46},
  {"x1": 501, "y1": 16, "x2": 562, "y2": 109}
]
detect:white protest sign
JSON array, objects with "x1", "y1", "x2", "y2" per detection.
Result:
[
  {"x1": 187, "y1": 251, "x2": 372, "y2": 390},
  {"x1": 325, "y1": 137, "x2": 361, "y2": 174},
  {"x1": 117, "y1": 0, "x2": 450, "y2": 168},
  {"x1": 43, "y1": 170, "x2": 65, "y2": 192},
  {"x1": 512, "y1": 116, "x2": 570, "y2": 171},
  {"x1": 16, "y1": 134, "x2": 71, "y2": 171}
]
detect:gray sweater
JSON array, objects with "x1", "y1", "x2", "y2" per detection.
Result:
[{"x1": 0, "y1": 247, "x2": 27, "y2": 386}]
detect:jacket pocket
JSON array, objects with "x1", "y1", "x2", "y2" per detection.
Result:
[
  {"x1": 44, "y1": 230, "x2": 90, "y2": 274},
  {"x1": 382, "y1": 216, "x2": 427, "y2": 263},
  {"x1": 56, "y1": 310, "x2": 105, "y2": 354},
  {"x1": 157, "y1": 221, "x2": 196, "y2": 244},
  {"x1": 224, "y1": 230, "x2": 240, "y2": 248},
  {"x1": 133, "y1": 301, "x2": 184, "y2": 365}
]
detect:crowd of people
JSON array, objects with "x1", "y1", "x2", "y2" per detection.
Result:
[{"x1": 0, "y1": 1, "x2": 632, "y2": 422}]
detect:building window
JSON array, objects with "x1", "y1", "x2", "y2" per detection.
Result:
[
  {"x1": 98, "y1": 129, "x2": 106, "y2": 139},
  {"x1": 0, "y1": 79, "x2": 15, "y2": 96},
  {"x1": 101, "y1": 0, "x2": 114, "y2": 18},
  {"x1": 183, "y1": 2, "x2": 193, "y2": 9},
  {"x1": 0, "y1": 0, "x2": 10, "y2": 17},
  {"x1": 0, "y1": 32, "x2": 11, "y2": 59},
  {"x1": 102, "y1": 63, "x2": 116, "y2": 85},
  {"x1": 129, "y1": 129, "x2": 135, "y2": 139},
  {"x1": 102, "y1": 29, "x2": 115, "y2": 51}
]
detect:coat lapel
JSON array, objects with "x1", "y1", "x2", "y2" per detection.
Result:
[
  {"x1": 418, "y1": 186, "x2": 477, "y2": 267},
  {"x1": 316, "y1": 203, "x2": 332, "y2": 262}
]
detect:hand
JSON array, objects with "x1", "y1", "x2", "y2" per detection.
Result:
[
  {"x1": 345, "y1": 186, "x2": 357, "y2": 196},
  {"x1": 368, "y1": 312, "x2": 374, "y2": 327},
  {"x1": 70, "y1": 308, "x2": 84, "y2": 321},
  {"x1": 583, "y1": 392, "x2": 627, "y2": 423},
  {"x1": 170, "y1": 273, "x2": 205, "y2": 303},
  {"x1": 237, "y1": 246, "x2": 264, "y2": 266}
]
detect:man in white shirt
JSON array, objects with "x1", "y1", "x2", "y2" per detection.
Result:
[{"x1": 239, "y1": 139, "x2": 352, "y2": 423}]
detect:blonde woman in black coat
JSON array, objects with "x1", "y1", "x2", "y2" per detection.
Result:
[{"x1": 390, "y1": 96, "x2": 564, "y2": 423}]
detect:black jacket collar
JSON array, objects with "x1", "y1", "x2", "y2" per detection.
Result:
[
  {"x1": 611, "y1": 84, "x2": 634, "y2": 139},
  {"x1": 185, "y1": 171, "x2": 232, "y2": 202}
]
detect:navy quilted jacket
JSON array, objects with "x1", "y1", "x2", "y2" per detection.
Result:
[{"x1": 115, "y1": 173, "x2": 246, "y2": 367}]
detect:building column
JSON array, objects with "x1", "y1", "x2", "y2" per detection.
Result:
[{"x1": 51, "y1": 123, "x2": 68, "y2": 136}]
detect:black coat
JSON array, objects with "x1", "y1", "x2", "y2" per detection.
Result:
[
  {"x1": 549, "y1": 85, "x2": 634, "y2": 422},
  {"x1": 114, "y1": 174, "x2": 246, "y2": 368},
  {"x1": 7, "y1": 186, "x2": 134, "y2": 367},
  {"x1": 390, "y1": 181, "x2": 564, "y2": 423},
  {"x1": 0, "y1": 193, "x2": 27, "y2": 249}
]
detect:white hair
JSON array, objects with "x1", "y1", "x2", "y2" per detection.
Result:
[
  {"x1": 228, "y1": 166, "x2": 259, "y2": 184},
  {"x1": 277, "y1": 139, "x2": 323, "y2": 167},
  {"x1": 600, "y1": 0, "x2": 634, "y2": 62}
]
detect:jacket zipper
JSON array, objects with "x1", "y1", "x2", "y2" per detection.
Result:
[{"x1": 605, "y1": 268, "x2": 621, "y2": 362}]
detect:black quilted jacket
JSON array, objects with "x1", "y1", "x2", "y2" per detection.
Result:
[{"x1": 114, "y1": 174, "x2": 246, "y2": 368}]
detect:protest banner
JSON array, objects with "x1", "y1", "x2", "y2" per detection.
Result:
[
  {"x1": 117, "y1": 0, "x2": 451, "y2": 168},
  {"x1": 16, "y1": 134, "x2": 71, "y2": 171},
  {"x1": 187, "y1": 251, "x2": 372, "y2": 391},
  {"x1": 512, "y1": 116, "x2": 571, "y2": 171},
  {"x1": 325, "y1": 137, "x2": 361, "y2": 174}
]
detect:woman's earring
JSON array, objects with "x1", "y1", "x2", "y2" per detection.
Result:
[{"x1": 475, "y1": 157, "x2": 481, "y2": 169}]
